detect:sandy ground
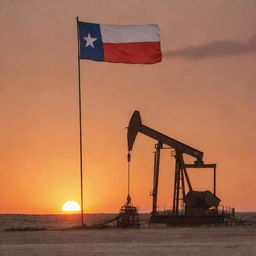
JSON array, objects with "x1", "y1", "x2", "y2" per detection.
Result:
[{"x1": 1, "y1": 226, "x2": 256, "y2": 256}]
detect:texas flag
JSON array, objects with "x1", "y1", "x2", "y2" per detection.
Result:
[{"x1": 78, "y1": 22, "x2": 162, "y2": 64}]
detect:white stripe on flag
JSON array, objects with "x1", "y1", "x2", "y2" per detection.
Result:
[{"x1": 100, "y1": 24, "x2": 160, "y2": 43}]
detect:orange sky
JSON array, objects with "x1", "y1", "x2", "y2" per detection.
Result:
[{"x1": 1, "y1": 0, "x2": 256, "y2": 213}]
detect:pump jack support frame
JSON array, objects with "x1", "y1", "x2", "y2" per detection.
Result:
[
  {"x1": 151, "y1": 144, "x2": 216, "y2": 217},
  {"x1": 128, "y1": 111, "x2": 223, "y2": 224}
]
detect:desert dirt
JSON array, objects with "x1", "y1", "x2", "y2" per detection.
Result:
[{"x1": 1, "y1": 226, "x2": 256, "y2": 256}]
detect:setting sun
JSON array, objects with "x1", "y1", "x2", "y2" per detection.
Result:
[{"x1": 62, "y1": 201, "x2": 81, "y2": 212}]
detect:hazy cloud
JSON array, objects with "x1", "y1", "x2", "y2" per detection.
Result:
[{"x1": 164, "y1": 34, "x2": 256, "y2": 59}]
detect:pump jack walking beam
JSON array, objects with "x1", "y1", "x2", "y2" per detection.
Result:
[{"x1": 127, "y1": 111, "x2": 204, "y2": 164}]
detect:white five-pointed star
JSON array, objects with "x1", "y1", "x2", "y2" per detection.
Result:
[{"x1": 83, "y1": 33, "x2": 97, "y2": 48}]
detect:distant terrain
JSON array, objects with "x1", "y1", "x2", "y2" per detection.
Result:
[{"x1": 1, "y1": 212, "x2": 256, "y2": 231}]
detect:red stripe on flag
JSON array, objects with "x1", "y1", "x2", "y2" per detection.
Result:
[{"x1": 103, "y1": 42, "x2": 162, "y2": 64}]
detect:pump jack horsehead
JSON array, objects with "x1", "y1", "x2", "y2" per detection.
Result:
[{"x1": 127, "y1": 110, "x2": 233, "y2": 225}]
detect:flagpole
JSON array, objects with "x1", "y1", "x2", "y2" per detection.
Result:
[{"x1": 76, "y1": 16, "x2": 84, "y2": 226}]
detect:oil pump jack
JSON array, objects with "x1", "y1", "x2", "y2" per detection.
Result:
[{"x1": 127, "y1": 111, "x2": 232, "y2": 225}]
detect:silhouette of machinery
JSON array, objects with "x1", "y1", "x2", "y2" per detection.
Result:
[
  {"x1": 127, "y1": 110, "x2": 230, "y2": 225},
  {"x1": 116, "y1": 194, "x2": 139, "y2": 228},
  {"x1": 99, "y1": 194, "x2": 139, "y2": 228}
]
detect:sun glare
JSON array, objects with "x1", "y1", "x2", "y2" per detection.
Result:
[{"x1": 62, "y1": 201, "x2": 81, "y2": 212}]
